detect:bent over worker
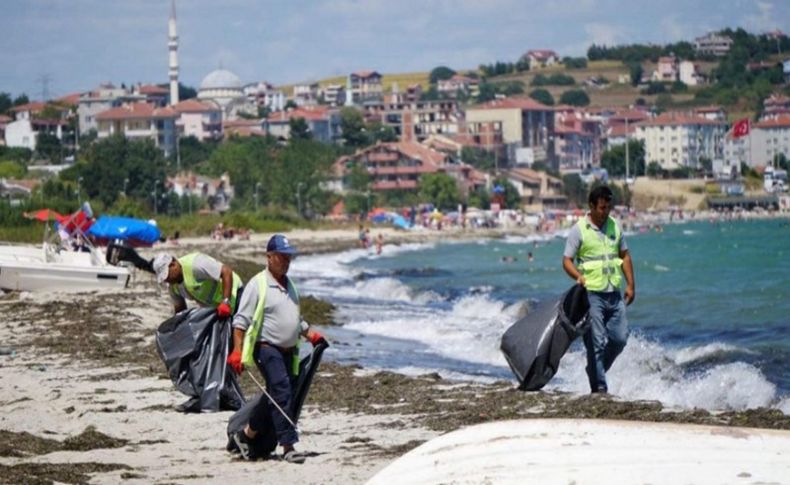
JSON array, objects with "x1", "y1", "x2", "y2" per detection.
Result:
[
  {"x1": 153, "y1": 252, "x2": 243, "y2": 318},
  {"x1": 562, "y1": 186, "x2": 635, "y2": 394},
  {"x1": 226, "y1": 234, "x2": 326, "y2": 463}
]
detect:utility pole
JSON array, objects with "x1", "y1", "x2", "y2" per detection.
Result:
[
  {"x1": 37, "y1": 73, "x2": 51, "y2": 101},
  {"x1": 625, "y1": 116, "x2": 630, "y2": 181}
]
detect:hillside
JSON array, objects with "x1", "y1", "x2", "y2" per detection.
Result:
[{"x1": 279, "y1": 71, "x2": 431, "y2": 96}]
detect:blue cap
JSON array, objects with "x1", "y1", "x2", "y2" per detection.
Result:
[{"x1": 267, "y1": 234, "x2": 297, "y2": 254}]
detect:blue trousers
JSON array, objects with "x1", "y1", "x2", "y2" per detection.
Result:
[
  {"x1": 249, "y1": 343, "x2": 298, "y2": 446},
  {"x1": 583, "y1": 291, "x2": 629, "y2": 393}
]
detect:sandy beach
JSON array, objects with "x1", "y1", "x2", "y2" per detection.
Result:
[{"x1": 2, "y1": 224, "x2": 790, "y2": 484}]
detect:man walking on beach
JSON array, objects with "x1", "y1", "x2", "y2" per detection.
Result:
[
  {"x1": 226, "y1": 234, "x2": 326, "y2": 462},
  {"x1": 153, "y1": 252, "x2": 243, "y2": 317},
  {"x1": 562, "y1": 186, "x2": 635, "y2": 394}
]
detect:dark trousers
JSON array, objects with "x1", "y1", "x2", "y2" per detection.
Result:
[{"x1": 249, "y1": 343, "x2": 298, "y2": 446}]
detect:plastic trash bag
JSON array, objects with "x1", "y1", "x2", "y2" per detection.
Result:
[
  {"x1": 501, "y1": 285, "x2": 590, "y2": 391},
  {"x1": 226, "y1": 340, "x2": 329, "y2": 458},
  {"x1": 155, "y1": 307, "x2": 245, "y2": 412}
]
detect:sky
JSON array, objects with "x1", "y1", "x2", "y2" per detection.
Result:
[{"x1": 1, "y1": 0, "x2": 788, "y2": 99}]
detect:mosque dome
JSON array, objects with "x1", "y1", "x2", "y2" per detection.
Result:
[{"x1": 199, "y1": 69, "x2": 243, "y2": 90}]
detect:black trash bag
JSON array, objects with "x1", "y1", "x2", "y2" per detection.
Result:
[
  {"x1": 500, "y1": 285, "x2": 590, "y2": 391},
  {"x1": 155, "y1": 307, "x2": 245, "y2": 412},
  {"x1": 226, "y1": 340, "x2": 329, "y2": 458}
]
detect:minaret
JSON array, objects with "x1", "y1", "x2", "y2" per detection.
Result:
[{"x1": 168, "y1": 0, "x2": 179, "y2": 105}]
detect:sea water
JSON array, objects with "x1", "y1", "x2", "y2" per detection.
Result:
[{"x1": 290, "y1": 219, "x2": 790, "y2": 415}]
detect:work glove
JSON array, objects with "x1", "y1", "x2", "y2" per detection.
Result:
[
  {"x1": 217, "y1": 302, "x2": 232, "y2": 319},
  {"x1": 308, "y1": 331, "x2": 328, "y2": 347},
  {"x1": 227, "y1": 349, "x2": 243, "y2": 374}
]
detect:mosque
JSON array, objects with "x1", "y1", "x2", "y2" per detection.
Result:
[{"x1": 168, "y1": 0, "x2": 255, "y2": 121}]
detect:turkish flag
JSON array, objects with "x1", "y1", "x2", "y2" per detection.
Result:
[{"x1": 732, "y1": 118, "x2": 750, "y2": 138}]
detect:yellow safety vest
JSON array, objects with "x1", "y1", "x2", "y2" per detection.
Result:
[
  {"x1": 576, "y1": 217, "x2": 623, "y2": 292},
  {"x1": 241, "y1": 271, "x2": 301, "y2": 375},
  {"x1": 176, "y1": 252, "x2": 241, "y2": 310}
]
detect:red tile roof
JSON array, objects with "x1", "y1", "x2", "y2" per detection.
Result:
[
  {"x1": 609, "y1": 110, "x2": 650, "y2": 123},
  {"x1": 56, "y1": 92, "x2": 82, "y2": 106},
  {"x1": 138, "y1": 84, "x2": 170, "y2": 95},
  {"x1": 268, "y1": 106, "x2": 331, "y2": 122},
  {"x1": 10, "y1": 101, "x2": 47, "y2": 112},
  {"x1": 173, "y1": 99, "x2": 219, "y2": 113},
  {"x1": 352, "y1": 71, "x2": 381, "y2": 79},
  {"x1": 95, "y1": 102, "x2": 177, "y2": 121},
  {"x1": 473, "y1": 97, "x2": 552, "y2": 111},
  {"x1": 607, "y1": 124, "x2": 637, "y2": 138},
  {"x1": 526, "y1": 49, "x2": 558, "y2": 59},
  {"x1": 637, "y1": 111, "x2": 726, "y2": 127},
  {"x1": 692, "y1": 105, "x2": 724, "y2": 113},
  {"x1": 0, "y1": 115, "x2": 12, "y2": 124},
  {"x1": 755, "y1": 116, "x2": 790, "y2": 129}
]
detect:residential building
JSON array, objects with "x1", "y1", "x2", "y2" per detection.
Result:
[
  {"x1": 605, "y1": 109, "x2": 650, "y2": 147},
  {"x1": 388, "y1": 83, "x2": 423, "y2": 104},
  {"x1": 693, "y1": 105, "x2": 726, "y2": 121},
  {"x1": 724, "y1": 116, "x2": 790, "y2": 168},
  {"x1": 0, "y1": 115, "x2": 10, "y2": 146},
  {"x1": 653, "y1": 56, "x2": 678, "y2": 82},
  {"x1": 694, "y1": 32, "x2": 734, "y2": 56},
  {"x1": 197, "y1": 68, "x2": 255, "y2": 120},
  {"x1": 553, "y1": 107, "x2": 602, "y2": 169},
  {"x1": 349, "y1": 71, "x2": 383, "y2": 103},
  {"x1": 173, "y1": 99, "x2": 222, "y2": 141},
  {"x1": 293, "y1": 82, "x2": 319, "y2": 106},
  {"x1": 784, "y1": 59, "x2": 790, "y2": 83},
  {"x1": 503, "y1": 167, "x2": 565, "y2": 209},
  {"x1": 332, "y1": 141, "x2": 484, "y2": 195},
  {"x1": 167, "y1": 171, "x2": 234, "y2": 212},
  {"x1": 95, "y1": 102, "x2": 178, "y2": 156},
  {"x1": 134, "y1": 84, "x2": 170, "y2": 106},
  {"x1": 464, "y1": 97, "x2": 555, "y2": 166},
  {"x1": 362, "y1": 99, "x2": 460, "y2": 143},
  {"x1": 78, "y1": 83, "x2": 144, "y2": 135},
  {"x1": 521, "y1": 49, "x2": 559, "y2": 69},
  {"x1": 223, "y1": 119, "x2": 266, "y2": 138},
  {"x1": 244, "y1": 81, "x2": 286, "y2": 112},
  {"x1": 635, "y1": 111, "x2": 727, "y2": 170},
  {"x1": 5, "y1": 101, "x2": 68, "y2": 150},
  {"x1": 679, "y1": 60, "x2": 702, "y2": 86},
  {"x1": 266, "y1": 106, "x2": 341, "y2": 143},
  {"x1": 763, "y1": 93, "x2": 790, "y2": 119},
  {"x1": 320, "y1": 84, "x2": 346, "y2": 106},
  {"x1": 437, "y1": 75, "x2": 480, "y2": 98}
]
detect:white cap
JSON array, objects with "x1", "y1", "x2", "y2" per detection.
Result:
[{"x1": 152, "y1": 254, "x2": 174, "y2": 284}]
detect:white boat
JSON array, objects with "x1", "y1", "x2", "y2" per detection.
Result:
[{"x1": 0, "y1": 241, "x2": 130, "y2": 292}]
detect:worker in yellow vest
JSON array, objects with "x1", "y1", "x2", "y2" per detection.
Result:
[
  {"x1": 226, "y1": 234, "x2": 326, "y2": 463},
  {"x1": 153, "y1": 252, "x2": 242, "y2": 318},
  {"x1": 562, "y1": 186, "x2": 635, "y2": 394}
]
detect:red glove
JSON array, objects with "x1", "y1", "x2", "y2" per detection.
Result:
[
  {"x1": 217, "y1": 302, "x2": 232, "y2": 319},
  {"x1": 227, "y1": 349, "x2": 243, "y2": 374},
  {"x1": 308, "y1": 331, "x2": 327, "y2": 347}
]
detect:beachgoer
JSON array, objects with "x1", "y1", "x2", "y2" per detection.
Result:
[
  {"x1": 358, "y1": 225, "x2": 368, "y2": 248},
  {"x1": 562, "y1": 186, "x2": 635, "y2": 394},
  {"x1": 227, "y1": 234, "x2": 327, "y2": 463},
  {"x1": 375, "y1": 233, "x2": 383, "y2": 255},
  {"x1": 153, "y1": 252, "x2": 243, "y2": 317},
  {"x1": 528, "y1": 252, "x2": 534, "y2": 262}
]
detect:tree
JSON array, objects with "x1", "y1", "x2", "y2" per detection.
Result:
[
  {"x1": 289, "y1": 117, "x2": 312, "y2": 140},
  {"x1": 79, "y1": 134, "x2": 168, "y2": 209},
  {"x1": 563, "y1": 57, "x2": 588, "y2": 69},
  {"x1": 628, "y1": 63, "x2": 643, "y2": 87},
  {"x1": 562, "y1": 173, "x2": 587, "y2": 208},
  {"x1": 339, "y1": 107, "x2": 369, "y2": 148},
  {"x1": 430, "y1": 66, "x2": 456, "y2": 84},
  {"x1": 641, "y1": 82, "x2": 666, "y2": 95},
  {"x1": 491, "y1": 177, "x2": 521, "y2": 209},
  {"x1": 529, "y1": 88, "x2": 555, "y2": 106},
  {"x1": 178, "y1": 83, "x2": 197, "y2": 101},
  {"x1": 600, "y1": 140, "x2": 646, "y2": 178},
  {"x1": 646, "y1": 161, "x2": 663, "y2": 178},
  {"x1": 177, "y1": 135, "x2": 217, "y2": 172},
  {"x1": 284, "y1": 100, "x2": 298, "y2": 110},
  {"x1": 418, "y1": 173, "x2": 460, "y2": 210},
  {"x1": 0, "y1": 92, "x2": 12, "y2": 114},
  {"x1": 36, "y1": 133, "x2": 62, "y2": 162},
  {"x1": 476, "y1": 83, "x2": 498, "y2": 102},
  {"x1": 559, "y1": 89, "x2": 590, "y2": 106},
  {"x1": 461, "y1": 147, "x2": 495, "y2": 171},
  {"x1": 0, "y1": 160, "x2": 26, "y2": 179},
  {"x1": 367, "y1": 120, "x2": 397, "y2": 143},
  {"x1": 13, "y1": 94, "x2": 29, "y2": 106},
  {"x1": 774, "y1": 153, "x2": 789, "y2": 171}
]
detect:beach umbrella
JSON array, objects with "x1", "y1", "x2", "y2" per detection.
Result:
[{"x1": 23, "y1": 208, "x2": 63, "y2": 222}]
